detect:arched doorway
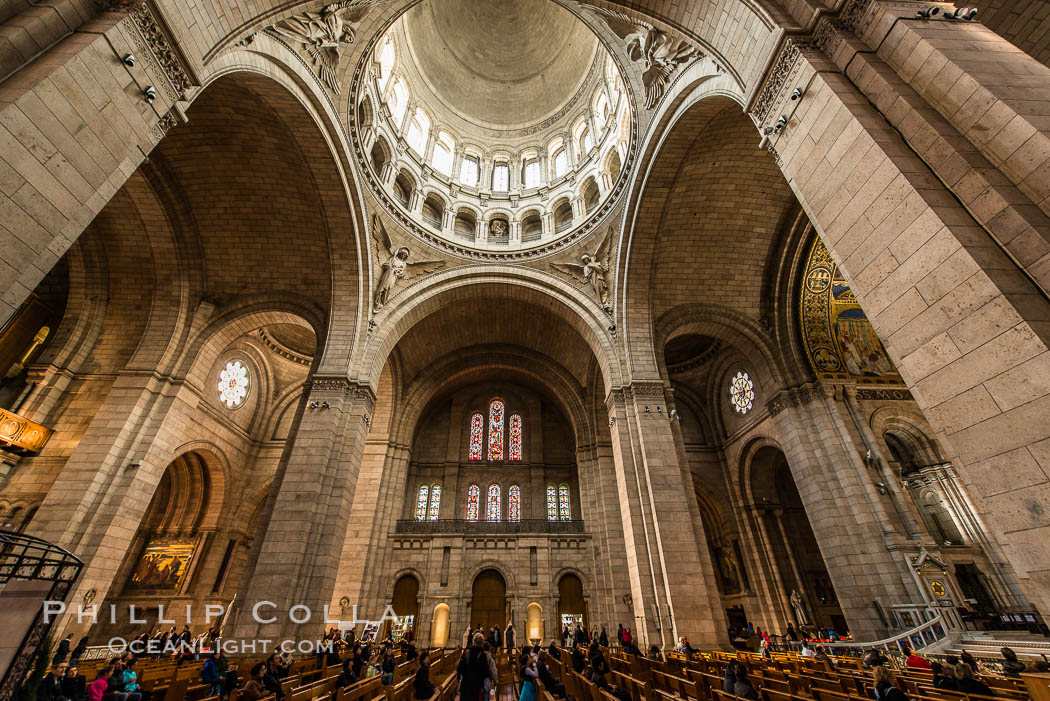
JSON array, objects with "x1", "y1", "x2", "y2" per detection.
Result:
[
  {"x1": 430, "y1": 603, "x2": 451, "y2": 647},
  {"x1": 391, "y1": 574, "x2": 419, "y2": 642},
  {"x1": 470, "y1": 569, "x2": 507, "y2": 632},
  {"x1": 556, "y1": 573, "x2": 587, "y2": 633}
]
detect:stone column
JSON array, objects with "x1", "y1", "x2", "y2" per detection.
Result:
[
  {"x1": 232, "y1": 377, "x2": 374, "y2": 641},
  {"x1": 755, "y1": 3, "x2": 1050, "y2": 615},
  {"x1": 766, "y1": 386, "x2": 919, "y2": 638},
  {"x1": 606, "y1": 382, "x2": 728, "y2": 648}
]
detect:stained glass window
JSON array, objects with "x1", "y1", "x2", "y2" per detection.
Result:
[
  {"x1": 466, "y1": 485, "x2": 480, "y2": 521},
  {"x1": 487, "y1": 484, "x2": 501, "y2": 521},
  {"x1": 547, "y1": 485, "x2": 557, "y2": 521},
  {"x1": 415, "y1": 485, "x2": 429, "y2": 521},
  {"x1": 509, "y1": 414, "x2": 522, "y2": 461},
  {"x1": 559, "y1": 484, "x2": 571, "y2": 520},
  {"x1": 508, "y1": 485, "x2": 521, "y2": 522},
  {"x1": 468, "y1": 413, "x2": 484, "y2": 460},
  {"x1": 218, "y1": 360, "x2": 249, "y2": 408},
  {"x1": 428, "y1": 484, "x2": 441, "y2": 521},
  {"x1": 729, "y1": 371, "x2": 755, "y2": 416},
  {"x1": 488, "y1": 399, "x2": 505, "y2": 461}
]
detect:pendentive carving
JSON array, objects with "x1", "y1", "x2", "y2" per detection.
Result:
[
  {"x1": 266, "y1": 2, "x2": 379, "y2": 94},
  {"x1": 588, "y1": 9, "x2": 702, "y2": 109},
  {"x1": 550, "y1": 229, "x2": 613, "y2": 313},
  {"x1": 372, "y1": 213, "x2": 445, "y2": 311}
]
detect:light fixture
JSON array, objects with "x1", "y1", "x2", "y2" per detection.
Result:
[
  {"x1": 944, "y1": 7, "x2": 977, "y2": 19},
  {"x1": 775, "y1": 115, "x2": 788, "y2": 132},
  {"x1": 310, "y1": 400, "x2": 320, "y2": 409},
  {"x1": 143, "y1": 86, "x2": 157, "y2": 104},
  {"x1": 122, "y1": 53, "x2": 136, "y2": 67},
  {"x1": 790, "y1": 87, "x2": 804, "y2": 101},
  {"x1": 916, "y1": 7, "x2": 939, "y2": 18},
  {"x1": 644, "y1": 406, "x2": 650, "y2": 413},
  {"x1": 321, "y1": 401, "x2": 331, "y2": 409}
]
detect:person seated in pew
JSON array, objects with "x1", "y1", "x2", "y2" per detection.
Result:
[
  {"x1": 814, "y1": 645, "x2": 835, "y2": 668},
  {"x1": 241, "y1": 664, "x2": 267, "y2": 701},
  {"x1": 931, "y1": 662, "x2": 957, "y2": 691},
  {"x1": 676, "y1": 637, "x2": 696, "y2": 656},
  {"x1": 1025, "y1": 659, "x2": 1050, "y2": 673},
  {"x1": 536, "y1": 650, "x2": 565, "y2": 698},
  {"x1": 62, "y1": 664, "x2": 88, "y2": 701},
  {"x1": 903, "y1": 648, "x2": 931, "y2": 671},
  {"x1": 732, "y1": 666, "x2": 758, "y2": 701},
  {"x1": 953, "y1": 664, "x2": 994, "y2": 697},
  {"x1": 263, "y1": 656, "x2": 286, "y2": 700},
  {"x1": 414, "y1": 650, "x2": 435, "y2": 700},
  {"x1": 871, "y1": 666, "x2": 909, "y2": 701},
  {"x1": 723, "y1": 660, "x2": 740, "y2": 694},
  {"x1": 588, "y1": 658, "x2": 630, "y2": 701},
  {"x1": 87, "y1": 666, "x2": 116, "y2": 701},
  {"x1": 572, "y1": 646, "x2": 586, "y2": 674},
  {"x1": 202, "y1": 650, "x2": 223, "y2": 698},
  {"x1": 648, "y1": 645, "x2": 664, "y2": 663},
  {"x1": 338, "y1": 652, "x2": 358, "y2": 687},
  {"x1": 1000, "y1": 648, "x2": 1026, "y2": 678},
  {"x1": 862, "y1": 649, "x2": 889, "y2": 669},
  {"x1": 959, "y1": 651, "x2": 980, "y2": 671},
  {"x1": 548, "y1": 640, "x2": 560, "y2": 661}
]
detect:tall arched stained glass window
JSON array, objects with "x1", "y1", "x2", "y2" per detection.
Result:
[
  {"x1": 428, "y1": 484, "x2": 441, "y2": 521},
  {"x1": 415, "y1": 485, "x2": 429, "y2": 521},
  {"x1": 487, "y1": 484, "x2": 501, "y2": 521},
  {"x1": 468, "y1": 413, "x2": 484, "y2": 461},
  {"x1": 547, "y1": 485, "x2": 558, "y2": 521},
  {"x1": 488, "y1": 399, "x2": 505, "y2": 460},
  {"x1": 559, "y1": 484, "x2": 571, "y2": 520},
  {"x1": 508, "y1": 485, "x2": 521, "y2": 522},
  {"x1": 466, "y1": 485, "x2": 480, "y2": 521},
  {"x1": 509, "y1": 414, "x2": 522, "y2": 461}
]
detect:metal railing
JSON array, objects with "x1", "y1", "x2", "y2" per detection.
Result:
[
  {"x1": 783, "y1": 610, "x2": 949, "y2": 659},
  {"x1": 394, "y1": 519, "x2": 585, "y2": 535}
]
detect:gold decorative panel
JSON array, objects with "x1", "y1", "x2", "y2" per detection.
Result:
[
  {"x1": 800, "y1": 237, "x2": 903, "y2": 385},
  {"x1": 125, "y1": 538, "x2": 197, "y2": 593},
  {"x1": 0, "y1": 408, "x2": 53, "y2": 454}
]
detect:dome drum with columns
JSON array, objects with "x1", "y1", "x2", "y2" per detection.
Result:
[{"x1": 0, "y1": 0, "x2": 1049, "y2": 670}]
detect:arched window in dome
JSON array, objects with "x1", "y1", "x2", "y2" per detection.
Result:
[
  {"x1": 454, "y1": 210, "x2": 477, "y2": 242},
  {"x1": 432, "y1": 131, "x2": 454, "y2": 176},
  {"x1": 468, "y1": 413, "x2": 484, "y2": 461},
  {"x1": 553, "y1": 199, "x2": 573, "y2": 234},
  {"x1": 422, "y1": 193, "x2": 444, "y2": 229},
  {"x1": 593, "y1": 91, "x2": 609, "y2": 123},
  {"x1": 466, "y1": 485, "x2": 480, "y2": 521},
  {"x1": 509, "y1": 414, "x2": 522, "y2": 461},
  {"x1": 415, "y1": 484, "x2": 429, "y2": 521},
  {"x1": 546, "y1": 484, "x2": 557, "y2": 521},
  {"x1": 487, "y1": 484, "x2": 501, "y2": 521},
  {"x1": 406, "y1": 109, "x2": 430, "y2": 156},
  {"x1": 521, "y1": 212, "x2": 543, "y2": 243},
  {"x1": 492, "y1": 162, "x2": 510, "y2": 191},
  {"x1": 377, "y1": 37, "x2": 395, "y2": 92},
  {"x1": 522, "y1": 156, "x2": 541, "y2": 189},
  {"x1": 428, "y1": 484, "x2": 441, "y2": 520},
  {"x1": 460, "y1": 154, "x2": 480, "y2": 186},
  {"x1": 508, "y1": 485, "x2": 521, "y2": 522},
  {"x1": 552, "y1": 149, "x2": 569, "y2": 179},
  {"x1": 487, "y1": 399, "x2": 505, "y2": 460},
  {"x1": 559, "y1": 484, "x2": 571, "y2": 520},
  {"x1": 582, "y1": 178, "x2": 599, "y2": 214},
  {"x1": 389, "y1": 79, "x2": 408, "y2": 128}
]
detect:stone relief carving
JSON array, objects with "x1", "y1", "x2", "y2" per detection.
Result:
[
  {"x1": 372, "y1": 213, "x2": 445, "y2": 311},
  {"x1": 98, "y1": 0, "x2": 195, "y2": 102},
  {"x1": 266, "y1": 1, "x2": 379, "y2": 94},
  {"x1": 551, "y1": 229, "x2": 613, "y2": 312},
  {"x1": 588, "y1": 9, "x2": 702, "y2": 110}
]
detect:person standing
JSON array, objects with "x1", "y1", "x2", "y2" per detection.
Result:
[
  {"x1": 414, "y1": 650, "x2": 435, "y2": 700},
  {"x1": 599, "y1": 627, "x2": 609, "y2": 647},
  {"x1": 505, "y1": 622, "x2": 516, "y2": 653},
  {"x1": 457, "y1": 633, "x2": 492, "y2": 701}
]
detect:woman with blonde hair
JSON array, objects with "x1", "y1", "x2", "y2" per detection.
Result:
[{"x1": 872, "y1": 666, "x2": 909, "y2": 701}]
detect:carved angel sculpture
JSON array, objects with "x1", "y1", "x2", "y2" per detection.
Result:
[
  {"x1": 591, "y1": 10, "x2": 702, "y2": 109},
  {"x1": 552, "y1": 230, "x2": 614, "y2": 311},
  {"x1": 270, "y1": 1, "x2": 377, "y2": 93},
  {"x1": 372, "y1": 214, "x2": 445, "y2": 311}
]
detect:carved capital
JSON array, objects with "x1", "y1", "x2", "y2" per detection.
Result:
[{"x1": 108, "y1": 1, "x2": 195, "y2": 104}]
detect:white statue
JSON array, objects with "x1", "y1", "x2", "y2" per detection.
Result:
[
  {"x1": 372, "y1": 214, "x2": 444, "y2": 311},
  {"x1": 591, "y1": 10, "x2": 703, "y2": 109},
  {"x1": 270, "y1": 2, "x2": 378, "y2": 93},
  {"x1": 790, "y1": 588, "x2": 809, "y2": 626},
  {"x1": 551, "y1": 230, "x2": 614, "y2": 311}
]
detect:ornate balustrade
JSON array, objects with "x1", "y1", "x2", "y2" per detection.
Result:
[
  {"x1": 0, "y1": 407, "x2": 52, "y2": 455},
  {"x1": 394, "y1": 519, "x2": 585, "y2": 535}
]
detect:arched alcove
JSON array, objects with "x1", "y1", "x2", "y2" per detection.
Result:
[{"x1": 471, "y1": 569, "x2": 507, "y2": 631}]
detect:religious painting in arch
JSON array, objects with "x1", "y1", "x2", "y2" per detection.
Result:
[
  {"x1": 800, "y1": 236, "x2": 903, "y2": 385},
  {"x1": 125, "y1": 538, "x2": 198, "y2": 594}
]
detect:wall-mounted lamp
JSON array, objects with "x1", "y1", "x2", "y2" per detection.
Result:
[
  {"x1": 310, "y1": 400, "x2": 320, "y2": 409},
  {"x1": 790, "y1": 87, "x2": 804, "y2": 101},
  {"x1": 143, "y1": 86, "x2": 157, "y2": 104},
  {"x1": 944, "y1": 7, "x2": 977, "y2": 19},
  {"x1": 668, "y1": 408, "x2": 680, "y2": 421},
  {"x1": 916, "y1": 7, "x2": 939, "y2": 18},
  {"x1": 122, "y1": 53, "x2": 136, "y2": 67}
]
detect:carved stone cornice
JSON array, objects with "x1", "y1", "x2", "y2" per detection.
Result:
[
  {"x1": 765, "y1": 384, "x2": 822, "y2": 417},
  {"x1": 903, "y1": 462, "x2": 956, "y2": 489},
  {"x1": 307, "y1": 376, "x2": 352, "y2": 395},
  {"x1": 99, "y1": 1, "x2": 195, "y2": 103}
]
